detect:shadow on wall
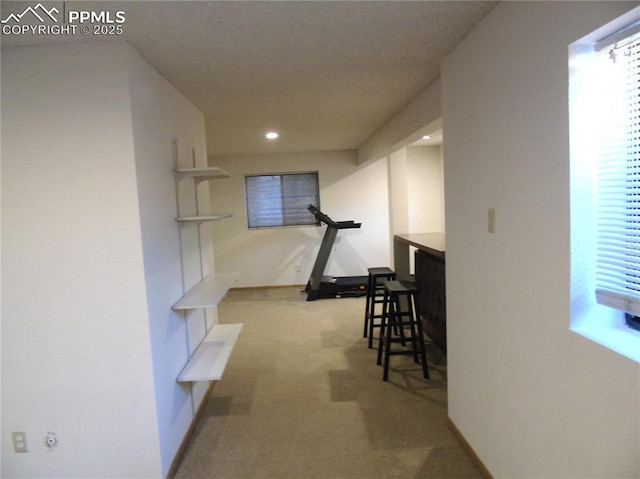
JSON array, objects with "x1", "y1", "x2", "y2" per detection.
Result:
[
  {"x1": 216, "y1": 224, "x2": 371, "y2": 286},
  {"x1": 216, "y1": 227, "x2": 319, "y2": 285},
  {"x1": 324, "y1": 229, "x2": 371, "y2": 277}
]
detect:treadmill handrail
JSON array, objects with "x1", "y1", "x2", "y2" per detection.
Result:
[{"x1": 308, "y1": 204, "x2": 361, "y2": 229}]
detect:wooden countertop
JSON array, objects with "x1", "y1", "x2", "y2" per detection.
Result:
[{"x1": 394, "y1": 233, "x2": 445, "y2": 259}]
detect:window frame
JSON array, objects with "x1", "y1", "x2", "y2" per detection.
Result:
[
  {"x1": 244, "y1": 171, "x2": 321, "y2": 230},
  {"x1": 591, "y1": 24, "x2": 640, "y2": 326},
  {"x1": 568, "y1": 6, "x2": 640, "y2": 363}
]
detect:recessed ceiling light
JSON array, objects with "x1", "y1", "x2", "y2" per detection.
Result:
[
  {"x1": 422, "y1": 135, "x2": 432, "y2": 140},
  {"x1": 265, "y1": 132, "x2": 279, "y2": 140}
]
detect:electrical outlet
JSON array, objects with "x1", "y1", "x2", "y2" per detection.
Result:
[{"x1": 12, "y1": 432, "x2": 28, "y2": 453}]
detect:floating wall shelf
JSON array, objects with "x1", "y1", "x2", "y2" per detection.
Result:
[
  {"x1": 177, "y1": 323, "x2": 243, "y2": 382},
  {"x1": 173, "y1": 145, "x2": 239, "y2": 384},
  {"x1": 172, "y1": 272, "x2": 239, "y2": 311},
  {"x1": 175, "y1": 166, "x2": 231, "y2": 181},
  {"x1": 176, "y1": 213, "x2": 233, "y2": 224}
]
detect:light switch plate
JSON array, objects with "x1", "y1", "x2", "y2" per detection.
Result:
[{"x1": 488, "y1": 208, "x2": 496, "y2": 233}]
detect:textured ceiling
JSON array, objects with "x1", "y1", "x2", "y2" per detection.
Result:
[{"x1": 1, "y1": 1, "x2": 496, "y2": 156}]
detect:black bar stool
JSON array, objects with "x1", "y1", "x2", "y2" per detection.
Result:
[
  {"x1": 376, "y1": 280, "x2": 429, "y2": 381},
  {"x1": 363, "y1": 267, "x2": 397, "y2": 348}
]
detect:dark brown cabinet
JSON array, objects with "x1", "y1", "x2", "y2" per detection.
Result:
[
  {"x1": 393, "y1": 233, "x2": 446, "y2": 353},
  {"x1": 415, "y1": 249, "x2": 446, "y2": 354}
]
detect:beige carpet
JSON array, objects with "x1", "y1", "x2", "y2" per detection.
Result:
[{"x1": 175, "y1": 287, "x2": 481, "y2": 479}]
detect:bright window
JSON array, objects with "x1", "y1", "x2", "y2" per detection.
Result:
[
  {"x1": 245, "y1": 172, "x2": 320, "y2": 229},
  {"x1": 569, "y1": 7, "x2": 640, "y2": 362},
  {"x1": 590, "y1": 24, "x2": 640, "y2": 328}
]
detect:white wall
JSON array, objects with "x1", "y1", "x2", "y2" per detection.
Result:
[
  {"x1": 407, "y1": 145, "x2": 444, "y2": 234},
  {"x1": 1, "y1": 43, "x2": 162, "y2": 478},
  {"x1": 127, "y1": 47, "x2": 214, "y2": 477},
  {"x1": 358, "y1": 79, "x2": 442, "y2": 165},
  {"x1": 209, "y1": 151, "x2": 390, "y2": 287},
  {"x1": 388, "y1": 148, "x2": 410, "y2": 236},
  {"x1": 1, "y1": 41, "x2": 214, "y2": 479},
  {"x1": 442, "y1": 2, "x2": 640, "y2": 477},
  {"x1": 388, "y1": 145, "x2": 444, "y2": 271}
]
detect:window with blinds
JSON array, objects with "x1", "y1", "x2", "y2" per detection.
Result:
[
  {"x1": 245, "y1": 172, "x2": 320, "y2": 229},
  {"x1": 593, "y1": 25, "x2": 640, "y2": 328}
]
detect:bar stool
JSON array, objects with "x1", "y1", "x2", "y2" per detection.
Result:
[
  {"x1": 363, "y1": 267, "x2": 397, "y2": 348},
  {"x1": 376, "y1": 280, "x2": 429, "y2": 381}
]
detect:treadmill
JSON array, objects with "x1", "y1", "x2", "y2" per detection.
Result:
[{"x1": 304, "y1": 205, "x2": 368, "y2": 301}]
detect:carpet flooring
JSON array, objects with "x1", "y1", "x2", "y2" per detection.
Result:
[{"x1": 174, "y1": 287, "x2": 481, "y2": 479}]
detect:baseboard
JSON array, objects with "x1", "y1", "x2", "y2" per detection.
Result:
[
  {"x1": 230, "y1": 284, "x2": 306, "y2": 291},
  {"x1": 446, "y1": 416, "x2": 493, "y2": 479},
  {"x1": 166, "y1": 381, "x2": 217, "y2": 479}
]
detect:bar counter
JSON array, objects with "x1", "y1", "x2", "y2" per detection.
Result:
[
  {"x1": 393, "y1": 233, "x2": 445, "y2": 280},
  {"x1": 393, "y1": 233, "x2": 447, "y2": 354}
]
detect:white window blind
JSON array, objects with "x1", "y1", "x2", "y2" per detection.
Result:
[
  {"x1": 245, "y1": 172, "x2": 320, "y2": 229},
  {"x1": 595, "y1": 30, "x2": 640, "y2": 316}
]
